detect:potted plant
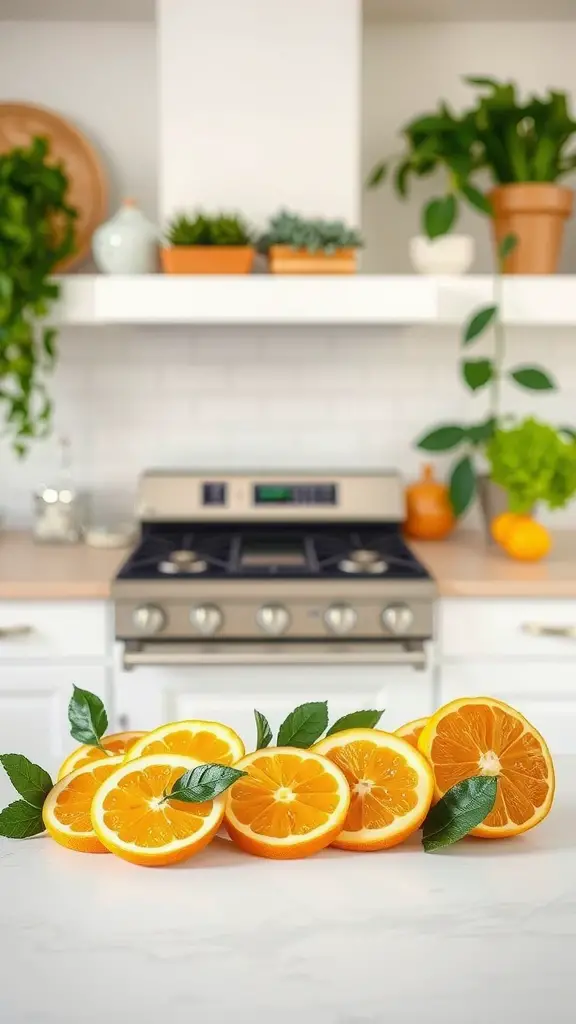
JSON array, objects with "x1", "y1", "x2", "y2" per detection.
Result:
[
  {"x1": 368, "y1": 77, "x2": 576, "y2": 274},
  {"x1": 162, "y1": 212, "x2": 254, "y2": 274},
  {"x1": 0, "y1": 136, "x2": 76, "y2": 456},
  {"x1": 258, "y1": 210, "x2": 363, "y2": 274}
]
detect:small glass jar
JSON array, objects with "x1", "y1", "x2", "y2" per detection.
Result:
[{"x1": 33, "y1": 487, "x2": 89, "y2": 544}]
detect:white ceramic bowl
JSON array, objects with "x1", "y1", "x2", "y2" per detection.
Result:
[{"x1": 409, "y1": 234, "x2": 475, "y2": 275}]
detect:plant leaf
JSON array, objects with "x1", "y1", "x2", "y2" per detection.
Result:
[
  {"x1": 367, "y1": 161, "x2": 387, "y2": 188},
  {"x1": 467, "y1": 417, "x2": 496, "y2": 446},
  {"x1": 254, "y1": 710, "x2": 273, "y2": 750},
  {"x1": 68, "y1": 686, "x2": 108, "y2": 747},
  {"x1": 326, "y1": 710, "x2": 384, "y2": 736},
  {"x1": 416, "y1": 425, "x2": 466, "y2": 452},
  {"x1": 559, "y1": 425, "x2": 576, "y2": 441},
  {"x1": 422, "y1": 776, "x2": 498, "y2": 852},
  {"x1": 423, "y1": 194, "x2": 457, "y2": 239},
  {"x1": 449, "y1": 455, "x2": 476, "y2": 517},
  {"x1": 510, "y1": 367, "x2": 556, "y2": 391},
  {"x1": 460, "y1": 184, "x2": 492, "y2": 216},
  {"x1": 463, "y1": 305, "x2": 497, "y2": 345},
  {"x1": 462, "y1": 359, "x2": 493, "y2": 391},
  {"x1": 277, "y1": 701, "x2": 329, "y2": 748},
  {"x1": 498, "y1": 233, "x2": 518, "y2": 262},
  {"x1": 165, "y1": 763, "x2": 246, "y2": 803},
  {"x1": 0, "y1": 754, "x2": 52, "y2": 808},
  {"x1": 0, "y1": 799, "x2": 45, "y2": 839}
]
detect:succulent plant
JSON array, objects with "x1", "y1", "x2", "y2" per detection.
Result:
[
  {"x1": 166, "y1": 212, "x2": 252, "y2": 247},
  {"x1": 258, "y1": 210, "x2": 363, "y2": 255}
]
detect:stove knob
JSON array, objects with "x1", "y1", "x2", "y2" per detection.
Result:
[
  {"x1": 256, "y1": 604, "x2": 291, "y2": 636},
  {"x1": 324, "y1": 604, "x2": 357, "y2": 636},
  {"x1": 381, "y1": 603, "x2": 414, "y2": 635},
  {"x1": 190, "y1": 604, "x2": 223, "y2": 637},
  {"x1": 133, "y1": 604, "x2": 166, "y2": 635}
]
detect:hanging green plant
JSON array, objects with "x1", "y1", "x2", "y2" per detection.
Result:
[{"x1": 0, "y1": 136, "x2": 77, "y2": 456}]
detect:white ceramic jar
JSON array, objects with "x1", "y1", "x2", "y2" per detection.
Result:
[
  {"x1": 409, "y1": 234, "x2": 475, "y2": 275},
  {"x1": 93, "y1": 199, "x2": 158, "y2": 274}
]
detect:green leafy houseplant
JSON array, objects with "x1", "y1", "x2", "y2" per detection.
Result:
[
  {"x1": 368, "y1": 77, "x2": 576, "y2": 239},
  {"x1": 166, "y1": 211, "x2": 252, "y2": 247},
  {"x1": 258, "y1": 210, "x2": 363, "y2": 254},
  {"x1": 486, "y1": 418, "x2": 576, "y2": 514},
  {"x1": 0, "y1": 137, "x2": 76, "y2": 455}
]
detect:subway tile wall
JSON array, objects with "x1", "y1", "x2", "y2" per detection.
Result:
[{"x1": 2, "y1": 326, "x2": 576, "y2": 528}]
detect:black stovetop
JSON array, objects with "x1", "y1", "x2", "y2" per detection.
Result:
[{"x1": 116, "y1": 522, "x2": 430, "y2": 581}]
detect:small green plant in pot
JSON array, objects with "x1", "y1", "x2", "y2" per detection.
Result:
[
  {"x1": 162, "y1": 211, "x2": 254, "y2": 274},
  {"x1": 258, "y1": 210, "x2": 363, "y2": 274},
  {"x1": 0, "y1": 136, "x2": 76, "y2": 455}
]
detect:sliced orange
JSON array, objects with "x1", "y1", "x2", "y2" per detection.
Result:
[
  {"x1": 43, "y1": 755, "x2": 126, "y2": 853},
  {"x1": 57, "y1": 731, "x2": 146, "y2": 781},
  {"x1": 312, "y1": 729, "x2": 434, "y2": 851},
  {"x1": 418, "y1": 696, "x2": 555, "y2": 838},
  {"x1": 124, "y1": 720, "x2": 245, "y2": 767},
  {"x1": 91, "y1": 754, "x2": 225, "y2": 866},
  {"x1": 395, "y1": 716, "x2": 429, "y2": 750},
  {"x1": 224, "y1": 748, "x2": 350, "y2": 859}
]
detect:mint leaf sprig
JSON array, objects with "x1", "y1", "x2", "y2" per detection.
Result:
[
  {"x1": 253, "y1": 703, "x2": 385, "y2": 750},
  {"x1": 68, "y1": 685, "x2": 108, "y2": 750},
  {"x1": 422, "y1": 776, "x2": 498, "y2": 852},
  {"x1": 161, "y1": 763, "x2": 247, "y2": 804},
  {"x1": 0, "y1": 754, "x2": 53, "y2": 839}
]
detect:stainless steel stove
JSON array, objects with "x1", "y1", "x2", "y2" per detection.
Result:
[{"x1": 113, "y1": 471, "x2": 436, "y2": 668}]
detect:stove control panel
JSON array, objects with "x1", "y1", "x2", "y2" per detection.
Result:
[
  {"x1": 133, "y1": 605, "x2": 166, "y2": 635},
  {"x1": 381, "y1": 604, "x2": 414, "y2": 635},
  {"x1": 256, "y1": 604, "x2": 291, "y2": 636},
  {"x1": 190, "y1": 604, "x2": 223, "y2": 636},
  {"x1": 324, "y1": 604, "x2": 357, "y2": 636}
]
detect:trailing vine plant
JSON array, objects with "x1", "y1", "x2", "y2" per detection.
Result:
[{"x1": 0, "y1": 137, "x2": 76, "y2": 455}]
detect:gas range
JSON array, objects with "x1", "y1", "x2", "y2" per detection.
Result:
[{"x1": 113, "y1": 471, "x2": 436, "y2": 667}]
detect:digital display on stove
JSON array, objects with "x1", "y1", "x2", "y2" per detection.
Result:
[
  {"x1": 254, "y1": 484, "x2": 337, "y2": 505},
  {"x1": 202, "y1": 482, "x2": 227, "y2": 506}
]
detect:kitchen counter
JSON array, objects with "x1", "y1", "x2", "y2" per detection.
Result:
[
  {"x1": 0, "y1": 757, "x2": 573, "y2": 1024},
  {"x1": 2, "y1": 529, "x2": 576, "y2": 601},
  {"x1": 0, "y1": 530, "x2": 130, "y2": 599},
  {"x1": 412, "y1": 530, "x2": 576, "y2": 597}
]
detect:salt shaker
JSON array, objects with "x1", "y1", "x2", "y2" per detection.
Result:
[{"x1": 33, "y1": 437, "x2": 88, "y2": 544}]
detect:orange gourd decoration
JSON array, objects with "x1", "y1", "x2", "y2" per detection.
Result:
[{"x1": 405, "y1": 464, "x2": 455, "y2": 540}]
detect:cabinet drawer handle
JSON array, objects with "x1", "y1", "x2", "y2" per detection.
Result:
[
  {"x1": 522, "y1": 623, "x2": 576, "y2": 639},
  {"x1": 0, "y1": 625, "x2": 33, "y2": 640}
]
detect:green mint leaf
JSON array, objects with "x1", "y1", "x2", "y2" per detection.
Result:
[
  {"x1": 462, "y1": 358, "x2": 493, "y2": 392},
  {"x1": 498, "y1": 233, "x2": 518, "y2": 262},
  {"x1": 68, "y1": 685, "x2": 108, "y2": 747},
  {"x1": 510, "y1": 366, "x2": 556, "y2": 391},
  {"x1": 463, "y1": 305, "x2": 497, "y2": 345},
  {"x1": 254, "y1": 710, "x2": 273, "y2": 750},
  {"x1": 165, "y1": 763, "x2": 247, "y2": 804},
  {"x1": 277, "y1": 701, "x2": 329, "y2": 748},
  {"x1": 416, "y1": 424, "x2": 466, "y2": 452},
  {"x1": 449, "y1": 455, "x2": 476, "y2": 517},
  {"x1": 0, "y1": 799, "x2": 45, "y2": 839},
  {"x1": 460, "y1": 184, "x2": 492, "y2": 216},
  {"x1": 422, "y1": 776, "x2": 498, "y2": 852},
  {"x1": 423, "y1": 194, "x2": 457, "y2": 239},
  {"x1": 0, "y1": 755, "x2": 52, "y2": 808},
  {"x1": 326, "y1": 709, "x2": 384, "y2": 736}
]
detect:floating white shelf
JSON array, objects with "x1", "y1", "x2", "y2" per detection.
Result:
[{"x1": 52, "y1": 275, "x2": 576, "y2": 328}]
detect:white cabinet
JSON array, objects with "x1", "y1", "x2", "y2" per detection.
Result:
[{"x1": 437, "y1": 598, "x2": 576, "y2": 755}]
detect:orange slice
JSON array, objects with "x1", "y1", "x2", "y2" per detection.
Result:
[
  {"x1": 91, "y1": 754, "x2": 225, "y2": 866},
  {"x1": 224, "y1": 748, "x2": 350, "y2": 859},
  {"x1": 57, "y1": 731, "x2": 146, "y2": 781},
  {"x1": 312, "y1": 729, "x2": 434, "y2": 851},
  {"x1": 124, "y1": 720, "x2": 245, "y2": 767},
  {"x1": 43, "y1": 755, "x2": 126, "y2": 853},
  {"x1": 418, "y1": 696, "x2": 555, "y2": 838},
  {"x1": 395, "y1": 716, "x2": 429, "y2": 749}
]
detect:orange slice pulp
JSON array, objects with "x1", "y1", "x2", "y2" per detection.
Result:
[
  {"x1": 43, "y1": 755, "x2": 126, "y2": 852},
  {"x1": 57, "y1": 731, "x2": 146, "y2": 781},
  {"x1": 395, "y1": 716, "x2": 429, "y2": 749},
  {"x1": 124, "y1": 720, "x2": 244, "y2": 767}
]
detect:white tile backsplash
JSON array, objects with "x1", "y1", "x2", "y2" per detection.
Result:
[{"x1": 3, "y1": 325, "x2": 576, "y2": 530}]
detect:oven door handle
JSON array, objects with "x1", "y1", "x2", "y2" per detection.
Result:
[{"x1": 122, "y1": 641, "x2": 428, "y2": 669}]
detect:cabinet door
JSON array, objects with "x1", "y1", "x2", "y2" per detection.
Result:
[
  {"x1": 440, "y1": 661, "x2": 576, "y2": 755},
  {"x1": 0, "y1": 667, "x2": 109, "y2": 806},
  {"x1": 115, "y1": 659, "x2": 434, "y2": 753}
]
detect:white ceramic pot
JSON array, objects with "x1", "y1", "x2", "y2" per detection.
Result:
[
  {"x1": 93, "y1": 199, "x2": 158, "y2": 274},
  {"x1": 409, "y1": 234, "x2": 475, "y2": 275}
]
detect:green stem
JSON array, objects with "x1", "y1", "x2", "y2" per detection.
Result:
[{"x1": 490, "y1": 258, "x2": 506, "y2": 423}]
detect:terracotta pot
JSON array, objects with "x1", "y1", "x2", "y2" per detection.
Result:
[
  {"x1": 161, "y1": 246, "x2": 254, "y2": 275},
  {"x1": 268, "y1": 246, "x2": 357, "y2": 274},
  {"x1": 490, "y1": 183, "x2": 573, "y2": 274}
]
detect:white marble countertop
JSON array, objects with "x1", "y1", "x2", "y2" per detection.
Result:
[{"x1": 1, "y1": 759, "x2": 574, "y2": 1024}]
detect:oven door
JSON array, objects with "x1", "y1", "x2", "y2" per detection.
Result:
[{"x1": 115, "y1": 640, "x2": 436, "y2": 748}]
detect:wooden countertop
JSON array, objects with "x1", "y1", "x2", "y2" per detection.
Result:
[
  {"x1": 1, "y1": 530, "x2": 576, "y2": 601},
  {"x1": 0, "y1": 531, "x2": 130, "y2": 600},
  {"x1": 411, "y1": 531, "x2": 576, "y2": 598}
]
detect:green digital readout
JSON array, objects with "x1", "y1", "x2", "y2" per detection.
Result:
[
  {"x1": 254, "y1": 483, "x2": 337, "y2": 505},
  {"x1": 256, "y1": 486, "x2": 293, "y2": 502}
]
